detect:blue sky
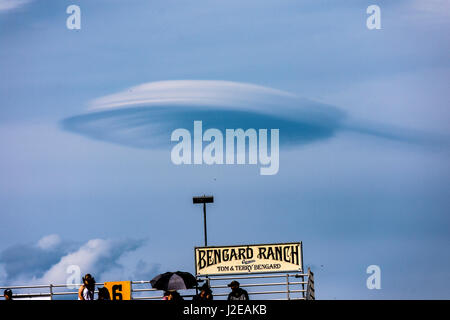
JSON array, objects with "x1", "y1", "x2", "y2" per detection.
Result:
[{"x1": 0, "y1": 0, "x2": 449, "y2": 299}]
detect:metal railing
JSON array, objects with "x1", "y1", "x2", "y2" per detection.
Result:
[
  {"x1": 1, "y1": 269, "x2": 314, "y2": 300},
  {"x1": 0, "y1": 283, "x2": 107, "y2": 300},
  {"x1": 196, "y1": 272, "x2": 309, "y2": 300}
]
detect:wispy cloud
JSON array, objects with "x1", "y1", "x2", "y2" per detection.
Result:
[{"x1": 0, "y1": 0, "x2": 31, "y2": 12}]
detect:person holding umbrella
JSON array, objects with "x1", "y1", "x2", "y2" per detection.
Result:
[
  {"x1": 163, "y1": 290, "x2": 184, "y2": 301},
  {"x1": 151, "y1": 271, "x2": 197, "y2": 300}
]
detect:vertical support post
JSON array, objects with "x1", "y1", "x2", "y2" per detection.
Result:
[
  {"x1": 49, "y1": 284, "x2": 53, "y2": 300},
  {"x1": 286, "y1": 274, "x2": 290, "y2": 300},
  {"x1": 193, "y1": 195, "x2": 213, "y2": 247},
  {"x1": 302, "y1": 275, "x2": 305, "y2": 299},
  {"x1": 203, "y1": 202, "x2": 208, "y2": 247},
  {"x1": 203, "y1": 202, "x2": 208, "y2": 284},
  {"x1": 195, "y1": 278, "x2": 199, "y2": 297},
  {"x1": 193, "y1": 195, "x2": 213, "y2": 285}
]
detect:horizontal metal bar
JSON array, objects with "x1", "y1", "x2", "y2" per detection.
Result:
[
  {"x1": 50, "y1": 284, "x2": 81, "y2": 288},
  {"x1": 273, "y1": 297, "x2": 306, "y2": 300},
  {"x1": 50, "y1": 283, "x2": 105, "y2": 288},
  {"x1": 131, "y1": 281, "x2": 152, "y2": 285},
  {"x1": 132, "y1": 294, "x2": 196, "y2": 298},
  {"x1": 131, "y1": 288, "x2": 159, "y2": 293},
  {"x1": 50, "y1": 289, "x2": 104, "y2": 296},
  {"x1": 201, "y1": 274, "x2": 307, "y2": 281},
  {"x1": 12, "y1": 293, "x2": 52, "y2": 297},
  {"x1": 131, "y1": 289, "x2": 196, "y2": 293},
  {"x1": 133, "y1": 296, "x2": 164, "y2": 300},
  {"x1": 51, "y1": 292, "x2": 79, "y2": 296},
  {"x1": 209, "y1": 289, "x2": 306, "y2": 297},
  {"x1": 0, "y1": 284, "x2": 51, "y2": 289},
  {"x1": 211, "y1": 282, "x2": 307, "y2": 289},
  {"x1": 1, "y1": 283, "x2": 110, "y2": 290},
  {"x1": 249, "y1": 290, "x2": 306, "y2": 295}
]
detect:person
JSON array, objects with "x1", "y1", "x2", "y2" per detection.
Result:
[
  {"x1": 193, "y1": 283, "x2": 213, "y2": 301},
  {"x1": 227, "y1": 280, "x2": 249, "y2": 301},
  {"x1": 97, "y1": 287, "x2": 110, "y2": 300},
  {"x1": 78, "y1": 273, "x2": 96, "y2": 300},
  {"x1": 3, "y1": 289, "x2": 13, "y2": 300},
  {"x1": 163, "y1": 290, "x2": 184, "y2": 301}
]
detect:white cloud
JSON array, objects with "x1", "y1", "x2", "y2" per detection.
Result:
[
  {"x1": 37, "y1": 239, "x2": 111, "y2": 284},
  {"x1": 64, "y1": 79, "x2": 435, "y2": 151},
  {"x1": 37, "y1": 234, "x2": 61, "y2": 250},
  {"x1": 35, "y1": 238, "x2": 143, "y2": 285},
  {"x1": 0, "y1": 236, "x2": 144, "y2": 285},
  {"x1": 88, "y1": 80, "x2": 298, "y2": 116},
  {"x1": 0, "y1": 0, "x2": 31, "y2": 12},
  {"x1": 62, "y1": 80, "x2": 346, "y2": 149}
]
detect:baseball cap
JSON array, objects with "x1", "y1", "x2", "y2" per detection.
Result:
[{"x1": 227, "y1": 280, "x2": 239, "y2": 287}]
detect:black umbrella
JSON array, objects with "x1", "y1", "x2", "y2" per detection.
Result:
[{"x1": 150, "y1": 271, "x2": 198, "y2": 291}]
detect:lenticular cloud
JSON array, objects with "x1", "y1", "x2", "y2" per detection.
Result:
[
  {"x1": 61, "y1": 80, "x2": 346, "y2": 149},
  {"x1": 61, "y1": 80, "x2": 434, "y2": 149}
]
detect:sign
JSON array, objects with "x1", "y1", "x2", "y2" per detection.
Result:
[
  {"x1": 103, "y1": 281, "x2": 131, "y2": 300},
  {"x1": 195, "y1": 242, "x2": 302, "y2": 276}
]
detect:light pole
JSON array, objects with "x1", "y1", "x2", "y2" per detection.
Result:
[{"x1": 193, "y1": 195, "x2": 214, "y2": 247}]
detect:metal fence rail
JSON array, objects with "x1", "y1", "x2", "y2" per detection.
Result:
[
  {"x1": 1, "y1": 269, "x2": 315, "y2": 300},
  {"x1": 197, "y1": 272, "x2": 310, "y2": 301}
]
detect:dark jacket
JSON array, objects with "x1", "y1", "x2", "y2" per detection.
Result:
[
  {"x1": 168, "y1": 291, "x2": 184, "y2": 301},
  {"x1": 227, "y1": 288, "x2": 249, "y2": 301},
  {"x1": 193, "y1": 290, "x2": 213, "y2": 301}
]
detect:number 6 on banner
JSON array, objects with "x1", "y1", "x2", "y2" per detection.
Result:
[{"x1": 104, "y1": 281, "x2": 132, "y2": 300}]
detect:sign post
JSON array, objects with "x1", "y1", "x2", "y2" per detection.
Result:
[{"x1": 193, "y1": 195, "x2": 214, "y2": 247}]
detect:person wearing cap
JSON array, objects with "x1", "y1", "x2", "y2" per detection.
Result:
[
  {"x1": 78, "y1": 273, "x2": 96, "y2": 300},
  {"x1": 3, "y1": 289, "x2": 13, "y2": 300},
  {"x1": 227, "y1": 280, "x2": 249, "y2": 301}
]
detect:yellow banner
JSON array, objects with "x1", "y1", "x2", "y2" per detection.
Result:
[
  {"x1": 103, "y1": 281, "x2": 132, "y2": 300},
  {"x1": 195, "y1": 242, "x2": 302, "y2": 276}
]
